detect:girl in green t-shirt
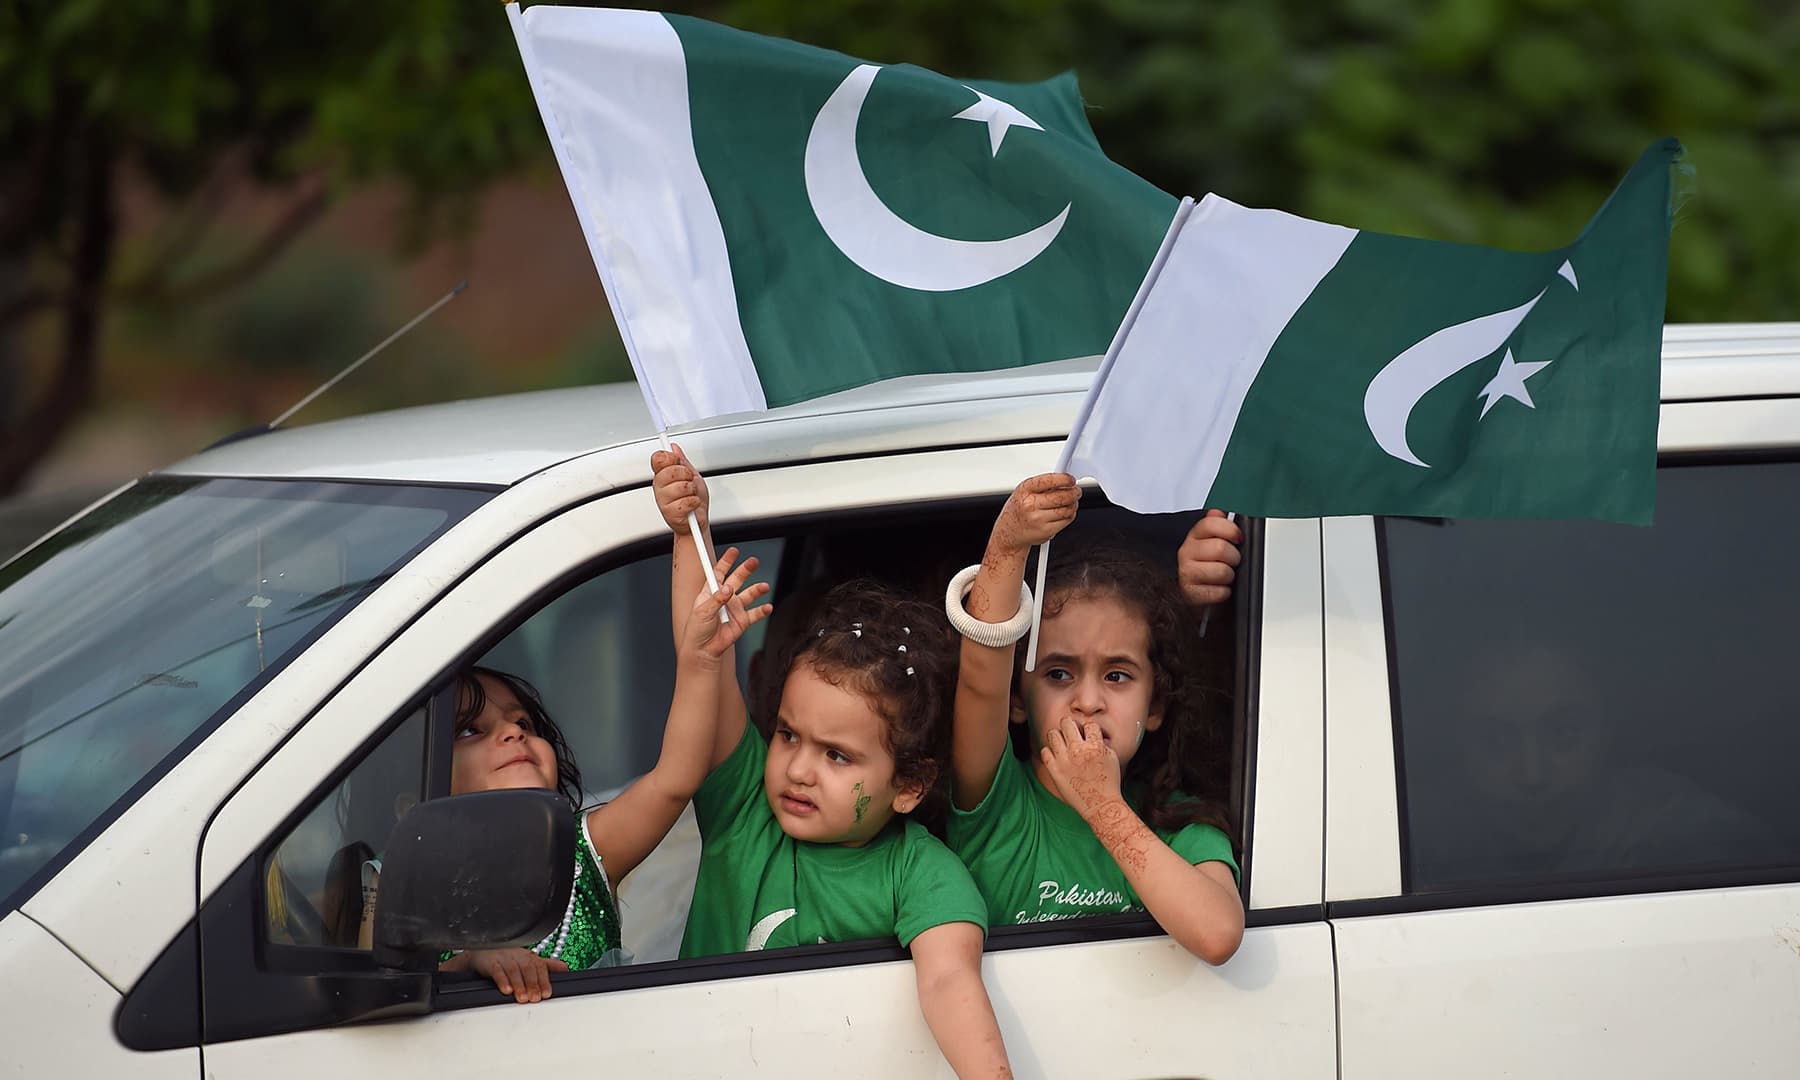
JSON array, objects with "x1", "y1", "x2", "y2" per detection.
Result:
[
  {"x1": 652, "y1": 446, "x2": 1015, "y2": 1080},
  {"x1": 944, "y1": 473, "x2": 1246, "y2": 964}
]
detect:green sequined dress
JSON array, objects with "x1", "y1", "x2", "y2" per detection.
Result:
[{"x1": 535, "y1": 810, "x2": 625, "y2": 969}]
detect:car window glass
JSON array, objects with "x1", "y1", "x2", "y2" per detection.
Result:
[
  {"x1": 1384, "y1": 461, "x2": 1800, "y2": 894},
  {"x1": 264, "y1": 706, "x2": 427, "y2": 948},
  {"x1": 0, "y1": 478, "x2": 483, "y2": 911}
]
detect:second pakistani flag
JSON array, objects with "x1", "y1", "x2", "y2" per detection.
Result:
[
  {"x1": 1065, "y1": 139, "x2": 1682, "y2": 525},
  {"x1": 509, "y1": 4, "x2": 1173, "y2": 429}
]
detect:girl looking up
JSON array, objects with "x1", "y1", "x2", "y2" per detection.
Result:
[
  {"x1": 372, "y1": 546, "x2": 769, "y2": 1002},
  {"x1": 944, "y1": 473, "x2": 1244, "y2": 964},
  {"x1": 652, "y1": 447, "x2": 1013, "y2": 1080}
]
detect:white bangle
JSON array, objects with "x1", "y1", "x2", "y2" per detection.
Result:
[{"x1": 944, "y1": 564, "x2": 1035, "y2": 647}]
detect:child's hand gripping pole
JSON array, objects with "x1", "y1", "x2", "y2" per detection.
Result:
[
  {"x1": 656, "y1": 433, "x2": 728, "y2": 623},
  {"x1": 992, "y1": 472, "x2": 1077, "y2": 673},
  {"x1": 1183, "y1": 510, "x2": 1241, "y2": 638}
]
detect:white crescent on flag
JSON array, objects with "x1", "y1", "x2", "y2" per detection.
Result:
[
  {"x1": 803, "y1": 64, "x2": 1070, "y2": 292},
  {"x1": 1363, "y1": 260, "x2": 1578, "y2": 468}
]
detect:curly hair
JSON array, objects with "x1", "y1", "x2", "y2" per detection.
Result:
[
  {"x1": 1034, "y1": 545, "x2": 1236, "y2": 842},
  {"x1": 455, "y1": 666, "x2": 586, "y2": 811},
  {"x1": 763, "y1": 579, "x2": 958, "y2": 810}
]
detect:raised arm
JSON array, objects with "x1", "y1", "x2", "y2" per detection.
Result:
[
  {"x1": 652, "y1": 444, "x2": 713, "y2": 649},
  {"x1": 652, "y1": 445, "x2": 752, "y2": 768},
  {"x1": 587, "y1": 547, "x2": 770, "y2": 884},
  {"x1": 950, "y1": 474, "x2": 1079, "y2": 810},
  {"x1": 909, "y1": 921, "x2": 1013, "y2": 1079},
  {"x1": 1038, "y1": 717, "x2": 1243, "y2": 964}
]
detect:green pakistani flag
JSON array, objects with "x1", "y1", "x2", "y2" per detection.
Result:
[
  {"x1": 508, "y1": 4, "x2": 1173, "y2": 429},
  {"x1": 1063, "y1": 139, "x2": 1682, "y2": 524}
]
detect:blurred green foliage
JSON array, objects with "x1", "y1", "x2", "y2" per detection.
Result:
[
  {"x1": 686, "y1": 0, "x2": 1800, "y2": 321},
  {"x1": 0, "y1": 0, "x2": 548, "y2": 487},
  {"x1": 0, "y1": 0, "x2": 541, "y2": 244}
]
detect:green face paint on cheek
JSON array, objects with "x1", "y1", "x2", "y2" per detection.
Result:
[{"x1": 852, "y1": 780, "x2": 872, "y2": 826}]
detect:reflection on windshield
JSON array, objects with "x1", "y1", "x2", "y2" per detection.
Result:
[{"x1": 0, "y1": 478, "x2": 487, "y2": 909}]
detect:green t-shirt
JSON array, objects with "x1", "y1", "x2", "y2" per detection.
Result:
[
  {"x1": 947, "y1": 749, "x2": 1238, "y2": 925},
  {"x1": 680, "y1": 725, "x2": 988, "y2": 958}
]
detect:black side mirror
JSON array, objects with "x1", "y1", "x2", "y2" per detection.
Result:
[{"x1": 370, "y1": 789, "x2": 574, "y2": 970}]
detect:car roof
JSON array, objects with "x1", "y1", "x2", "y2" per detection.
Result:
[
  {"x1": 164, "y1": 357, "x2": 1104, "y2": 486},
  {"x1": 164, "y1": 323, "x2": 1800, "y2": 487}
]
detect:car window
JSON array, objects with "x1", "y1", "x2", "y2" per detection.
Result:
[
  {"x1": 265, "y1": 706, "x2": 427, "y2": 948},
  {"x1": 0, "y1": 477, "x2": 486, "y2": 912},
  {"x1": 1383, "y1": 460, "x2": 1800, "y2": 895},
  {"x1": 257, "y1": 498, "x2": 1246, "y2": 994}
]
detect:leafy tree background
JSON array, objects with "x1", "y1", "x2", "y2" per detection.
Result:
[{"x1": 2, "y1": 0, "x2": 1795, "y2": 499}]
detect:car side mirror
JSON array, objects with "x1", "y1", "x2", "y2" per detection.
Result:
[{"x1": 370, "y1": 789, "x2": 574, "y2": 971}]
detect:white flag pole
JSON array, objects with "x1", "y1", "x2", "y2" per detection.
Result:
[
  {"x1": 508, "y1": 3, "x2": 724, "y2": 614},
  {"x1": 1024, "y1": 197, "x2": 1197, "y2": 671}
]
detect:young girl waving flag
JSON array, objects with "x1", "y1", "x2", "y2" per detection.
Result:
[
  {"x1": 652, "y1": 447, "x2": 1013, "y2": 1079},
  {"x1": 944, "y1": 474, "x2": 1244, "y2": 964}
]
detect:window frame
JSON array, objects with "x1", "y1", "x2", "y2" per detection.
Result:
[
  {"x1": 182, "y1": 442, "x2": 1274, "y2": 1038},
  {"x1": 1357, "y1": 449, "x2": 1800, "y2": 917}
]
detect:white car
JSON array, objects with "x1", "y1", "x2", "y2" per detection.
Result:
[{"x1": 3, "y1": 324, "x2": 1797, "y2": 1078}]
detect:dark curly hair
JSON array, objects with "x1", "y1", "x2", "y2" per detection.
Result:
[
  {"x1": 760, "y1": 580, "x2": 957, "y2": 812},
  {"x1": 1032, "y1": 545, "x2": 1235, "y2": 842},
  {"x1": 455, "y1": 666, "x2": 586, "y2": 811}
]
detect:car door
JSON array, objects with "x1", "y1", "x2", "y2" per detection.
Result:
[
  {"x1": 194, "y1": 440, "x2": 1336, "y2": 1078},
  {"x1": 1324, "y1": 399, "x2": 1800, "y2": 1078}
]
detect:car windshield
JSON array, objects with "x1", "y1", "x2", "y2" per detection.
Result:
[{"x1": 0, "y1": 477, "x2": 490, "y2": 910}]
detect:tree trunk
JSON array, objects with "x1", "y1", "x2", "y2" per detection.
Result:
[{"x1": 0, "y1": 139, "x2": 114, "y2": 496}]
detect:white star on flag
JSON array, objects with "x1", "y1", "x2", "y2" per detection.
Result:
[
  {"x1": 1477, "y1": 348, "x2": 1553, "y2": 419},
  {"x1": 953, "y1": 87, "x2": 1043, "y2": 156}
]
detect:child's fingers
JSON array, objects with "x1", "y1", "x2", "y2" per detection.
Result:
[
  {"x1": 1080, "y1": 719, "x2": 1104, "y2": 745},
  {"x1": 655, "y1": 472, "x2": 697, "y2": 504},
  {"x1": 657, "y1": 473, "x2": 695, "y2": 497},
  {"x1": 720, "y1": 553, "x2": 761, "y2": 591},
  {"x1": 514, "y1": 957, "x2": 540, "y2": 1003},
  {"x1": 711, "y1": 545, "x2": 743, "y2": 581},
  {"x1": 1021, "y1": 472, "x2": 1077, "y2": 493},
  {"x1": 1188, "y1": 512, "x2": 1243, "y2": 547},
  {"x1": 1183, "y1": 537, "x2": 1242, "y2": 569},
  {"x1": 528, "y1": 959, "x2": 554, "y2": 1002},
  {"x1": 493, "y1": 955, "x2": 521, "y2": 1000},
  {"x1": 734, "y1": 580, "x2": 772, "y2": 607}
]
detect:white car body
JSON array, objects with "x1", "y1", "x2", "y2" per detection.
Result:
[{"x1": 3, "y1": 324, "x2": 1798, "y2": 1078}]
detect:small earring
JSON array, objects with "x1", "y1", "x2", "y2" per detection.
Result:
[{"x1": 1135, "y1": 719, "x2": 1145, "y2": 750}]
